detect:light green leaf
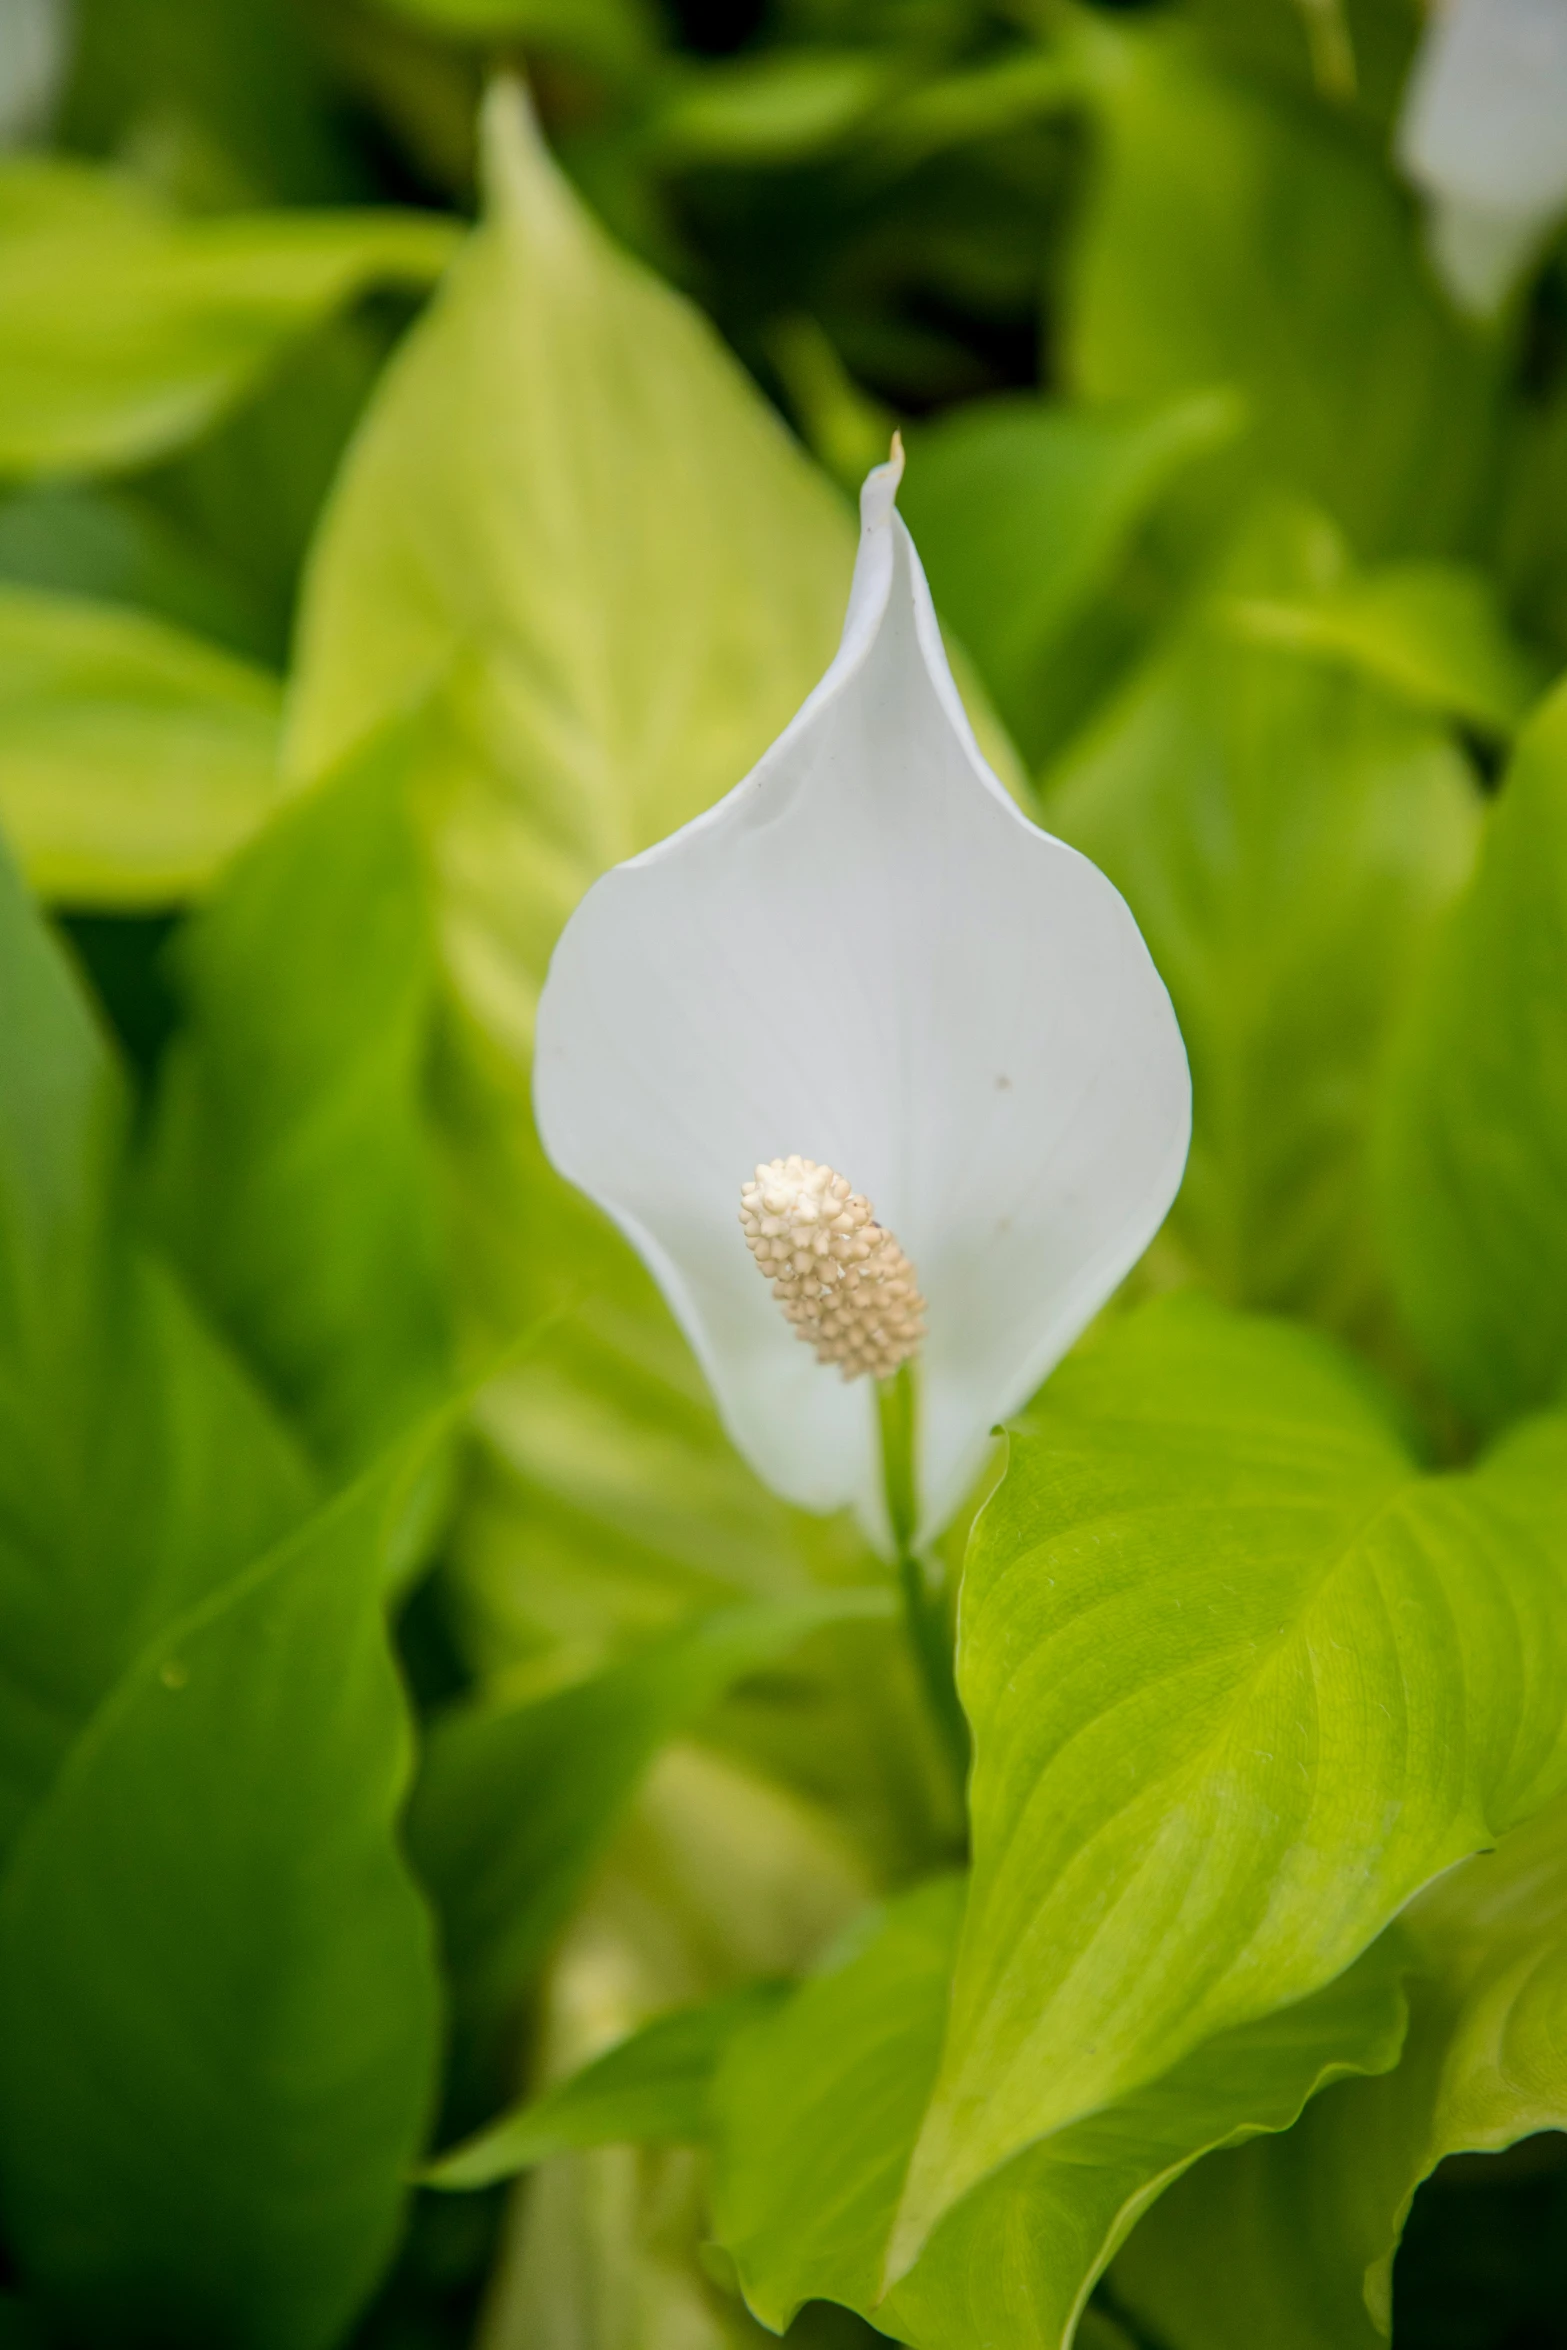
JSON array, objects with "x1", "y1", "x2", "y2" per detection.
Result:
[
  {"x1": 1043, "y1": 501, "x2": 1481, "y2": 1343},
  {"x1": 287, "y1": 77, "x2": 852, "y2": 1070},
  {"x1": 712, "y1": 1876, "x2": 964, "y2": 2327},
  {"x1": 1224, "y1": 560, "x2": 1545, "y2": 738},
  {"x1": 710, "y1": 1869, "x2": 1409, "y2": 2344},
  {"x1": 888, "y1": 1295, "x2": 1567, "y2": 2274},
  {"x1": 426, "y1": 1981, "x2": 788, "y2": 2189},
  {"x1": 0, "y1": 1444, "x2": 442, "y2": 2350},
  {"x1": 0, "y1": 583, "x2": 283, "y2": 906},
  {"x1": 1376, "y1": 680, "x2": 1567, "y2": 1432},
  {"x1": 0, "y1": 834, "x2": 312, "y2": 1863},
  {"x1": 1064, "y1": 16, "x2": 1502, "y2": 559},
  {"x1": 884, "y1": 1937, "x2": 1409, "y2": 2350},
  {"x1": 143, "y1": 722, "x2": 452, "y2": 1473},
  {"x1": 0, "y1": 158, "x2": 457, "y2": 478},
  {"x1": 1113, "y1": 1773, "x2": 1567, "y2": 2350},
  {"x1": 408, "y1": 1587, "x2": 894, "y2": 2024},
  {"x1": 898, "y1": 390, "x2": 1242, "y2": 767}
]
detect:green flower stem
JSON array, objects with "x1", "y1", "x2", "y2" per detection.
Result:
[{"x1": 877, "y1": 1363, "x2": 971, "y2": 1798}]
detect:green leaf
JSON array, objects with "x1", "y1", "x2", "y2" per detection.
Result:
[
  {"x1": 887, "y1": 1295, "x2": 1567, "y2": 2274},
  {"x1": 408, "y1": 1587, "x2": 894, "y2": 2025},
  {"x1": 368, "y1": 0, "x2": 658, "y2": 70},
  {"x1": 1375, "y1": 680, "x2": 1567, "y2": 1432},
  {"x1": 1223, "y1": 560, "x2": 1545, "y2": 738},
  {"x1": 711, "y1": 1875, "x2": 965, "y2": 2328},
  {"x1": 647, "y1": 53, "x2": 894, "y2": 168},
  {"x1": 0, "y1": 1443, "x2": 443, "y2": 2350},
  {"x1": 287, "y1": 79, "x2": 852, "y2": 1071},
  {"x1": 0, "y1": 583, "x2": 282, "y2": 906},
  {"x1": 0, "y1": 158, "x2": 457, "y2": 478},
  {"x1": 426, "y1": 1981, "x2": 788, "y2": 2189},
  {"x1": 0, "y1": 835, "x2": 312, "y2": 1862},
  {"x1": 0, "y1": 482, "x2": 267, "y2": 660},
  {"x1": 144, "y1": 722, "x2": 452, "y2": 1473},
  {"x1": 899, "y1": 389, "x2": 1241, "y2": 766},
  {"x1": 1112, "y1": 1778, "x2": 1567, "y2": 2350},
  {"x1": 1043, "y1": 501, "x2": 1481, "y2": 1342},
  {"x1": 1064, "y1": 17, "x2": 1502, "y2": 559},
  {"x1": 709, "y1": 1871, "x2": 1408, "y2": 2345},
  {"x1": 883, "y1": 1939, "x2": 1409, "y2": 2350}
]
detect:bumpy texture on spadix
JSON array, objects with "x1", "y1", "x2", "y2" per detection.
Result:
[
  {"x1": 534, "y1": 440, "x2": 1190, "y2": 1546},
  {"x1": 741, "y1": 1158, "x2": 926, "y2": 1381}
]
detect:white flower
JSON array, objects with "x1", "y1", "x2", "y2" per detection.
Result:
[
  {"x1": 1397, "y1": 0, "x2": 1567, "y2": 317},
  {"x1": 533, "y1": 442, "x2": 1190, "y2": 1547}
]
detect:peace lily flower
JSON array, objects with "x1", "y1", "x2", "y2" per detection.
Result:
[
  {"x1": 534, "y1": 441, "x2": 1190, "y2": 1550},
  {"x1": 1397, "y1": 0, "x2": 1567, "y2": 317}
]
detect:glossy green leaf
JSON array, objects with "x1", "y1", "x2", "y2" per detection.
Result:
[
  {"x1": 0, "y1": 583, "x2": 282, "y2": 906},
  {"x1": 1376, "y1": 680, "x2": 1567, "y2": 1432},
  {"x1": 1224, "y1": 560, "x2": 1544, "y2": 738},
  {"x1": 1065, "y1": 16, "x2": 1502, "y2": 559},
  {"x1": 710, "y1": 1871, "x2": 1409, "y2": 2344},
  {"x1": 409, "y1": 1587, "x2": 894, "y2": 2023},
  {"x1": 426, "y1": 1980, "x2": 788, "y2": 2189},
  {"x1": 287, "y1": 77, "x2": 852, "y2": 1070},
  {"x1": 0, "y1": 835, "x2": 312, "y2": 1864},
  {"x1": 0, "y1": 1444, "x2": 442, "y2": 2350},
  {"x1": 888, "y1": 1296, "x2": 1567, "y2": 2274},
  {"x1": 144, "y1": 724, "x2": 452, "y2": 1473},
  {"x1": 1113, "y1": 1783, "x2": 1567, "y2": 2350},
  {"x1": 1043, "y1": 503, "x2": 1480, "y2": 1343},
  {"x1": 899, "y1": 389, "x2": 1241, "y2": 765},
  {"x1": 0, "y1": 158, "x2": 457, "y2": 478}
]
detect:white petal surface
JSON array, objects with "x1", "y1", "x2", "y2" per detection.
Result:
[
  {"x1": 1397, "y1": 0, "x2": 1567, "y2": 315},
  {"x1": 534, "y1": 451, "x2": 1190, "y2": 1544}
]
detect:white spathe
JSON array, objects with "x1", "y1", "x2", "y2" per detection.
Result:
[
  {"x1": 533, "y1": 445, "x2": 1191, "y2": 1546},
  {"x1": 1397, "y1": 0, "x2": 1567, "y2": 317}
]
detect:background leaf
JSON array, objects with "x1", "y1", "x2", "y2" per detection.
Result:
[
  {"x1": 1064, "y1": 16, "x2": 1503, "y2": 560},
  {"x1": 0, "y1": 1445, "x2": 443, "y2": 2350},
  {"x1": 144, "y1": 722, "x2": 452, "y2": 1474},
  {"x1": 409, "y1": 1587, "x2": 894, "y2": 2029},
  {"x1": 0, "y1": 158, "x2": 457, "y2": 478},
  {"x1": 898, "y1": 387, "x2": 1241, "y2": 769},
  {"x1": 1376, "y1": 679, "x2": 1567, "y2": 1433},
  {"x1": 0, "y1": 583, "x2": 282, "y2": 905},
  {"x1": 1043, "y1": 499, "x2": 1481, "y2": 1344},
  {"x1": 0, "y1": 836, "x2": 312, "y2": 1862}
]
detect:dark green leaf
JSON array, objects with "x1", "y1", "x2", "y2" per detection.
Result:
[
  {"x1": 144, "y1": 723, "x2": 452, "y2": 1473},
  {"x1": 0, "y1": 836, "x2": 312, "y2": 1863},
  {"x1": 1376, "y1": 679, "x2": 1567, "y2": 1431},
  {"x1": 0, "y1": 1442, "x2": 443, "y2": 2350}
]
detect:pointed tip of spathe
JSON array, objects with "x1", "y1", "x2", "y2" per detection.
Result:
[{"x1": 859, "y1": 431, "x2": 905, "y2": 534}]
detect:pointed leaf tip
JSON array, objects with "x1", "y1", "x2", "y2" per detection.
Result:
[{"x1": 860, "y1": 433, "x2": 905, "y2": 531}]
